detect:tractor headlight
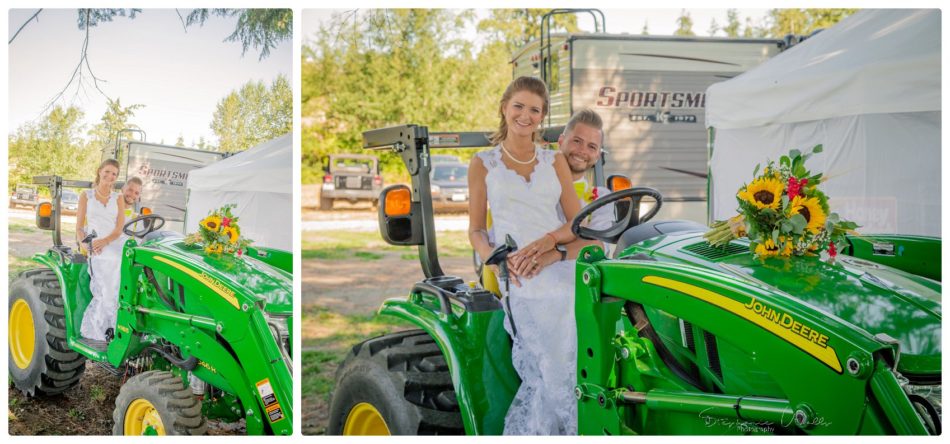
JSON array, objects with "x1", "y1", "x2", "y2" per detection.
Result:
[{"x1": 264, "y1": 312, "x2": 292, "y2": 374}]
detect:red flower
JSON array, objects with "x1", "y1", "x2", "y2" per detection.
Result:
[
  {"x1": 237, "y1": 248, "x2": 243, "y2": 257},
  {"x1": 828, "y1": 241, "x2": 837, "y2": 258},
  {"x1": 222, "y1": 217, "x2": 231, "y2": 227}
]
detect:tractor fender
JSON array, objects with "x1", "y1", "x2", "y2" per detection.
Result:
[{"x1": 31, "y1": 254, "x2": 77, "y2": 334}]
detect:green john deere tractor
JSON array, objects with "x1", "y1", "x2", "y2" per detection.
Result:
[
  {"x1": 9, "y1": 176, "x2": 293, "y2": 435},
  {"x1": 327, "y1": 124, "x2": 941, "y2": 435}
]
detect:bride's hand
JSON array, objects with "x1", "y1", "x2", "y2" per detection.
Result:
[
  {"x1": 509, "y1": 234, "x2": 556, "y2": 272},
  {"x1": 91, "y1": 238, "x2": 108, "y2": 253}
]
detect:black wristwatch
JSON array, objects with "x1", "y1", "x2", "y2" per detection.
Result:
[{"x1": 556, "y1": 245, "x2": 568, "y2": 261}]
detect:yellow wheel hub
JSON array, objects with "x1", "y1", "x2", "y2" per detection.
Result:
[
  {"x1": 343, "y1": 402, "x2": 391, "y2": 435},
  {"x1": 124, "y1": 399, "x2": 166, "y2": 435},
  {"x1": 9, "y1": 299, "x2": 36, "y2": 370}
]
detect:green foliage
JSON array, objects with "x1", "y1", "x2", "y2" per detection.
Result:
[
  {"x1": 8, "y1": 106, "x2": 99, "y2": 192},
  {"x1": 476, "y1": 9, "x2": 579, "y2": 54},
  {"x1": 674, "y1": 9, "x2": 695, "y2": 36},
  {"x1": 87, "y1": 98, "x2": 144, "y2": 154},
  {"x1": 302, "y1": 9, "x2": 522, "y2": 183},
  {"x1": 184, "y1": 9, "x2": 293, "y2": 60},
  {"x1": 211, "y1": 74, "x2": 292, "y2": 153},
  {"x1": 723, "y1": 9, "x2": 741, "y2": 37},
  {"x1": 77, "y1": 8, "x2": 140, "y2": 29},
  {"x1": 767, "y1": 9, "x2": 857, "y2": 37}
]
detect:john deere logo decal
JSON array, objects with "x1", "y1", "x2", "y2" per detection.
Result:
[
  {"x1": 643, "y1": 275, "x2": 842, "y2": 373},
  {"x1": 152, "y1": 256, "x2": 240, "y2": 309}
]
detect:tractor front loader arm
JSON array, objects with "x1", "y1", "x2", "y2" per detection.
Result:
[
  {"x1": 574, "y1": 246, "x2": 928, "y2": 435},
  {"x1": 114, "y1": 248, "x2": 293, "y2": 435}
]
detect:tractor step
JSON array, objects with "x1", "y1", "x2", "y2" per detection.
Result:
[
  {"x1": 78, "y1": 337, "x2": 110, "y2": 351},
  {"x1": 93, "y1": 360, "x2": 125, "y2": 377}
]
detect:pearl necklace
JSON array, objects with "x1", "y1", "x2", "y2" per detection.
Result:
[
  {"x1": 500, "y1": 142, "x2": 537, "y2": 165},
  {"x1": 95, "y1": 187, "x2": 111, "y2": 200}
]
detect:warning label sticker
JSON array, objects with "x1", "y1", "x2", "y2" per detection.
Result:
[
  {"x1": 256, "y1": 379, "x2": 278, "y2": 408},
  {"x1": 267, "y1": 406, "x2": 284, "y2": 423}
]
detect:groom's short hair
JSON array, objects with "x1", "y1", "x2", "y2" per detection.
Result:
[
  {"x1": 125, "y1": 176, "x2": 143, "y2": 187},
  {"x1": 564, "y1": 108, "x2": 604, "y2": 144}
]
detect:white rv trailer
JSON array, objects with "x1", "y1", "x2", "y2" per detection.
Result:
[
  {"x1": 512, "y1": 31, "x2": 785, "y2": 223},
  {"x1": 103, "y1": 138, "x2": 226, "y2": 232}
]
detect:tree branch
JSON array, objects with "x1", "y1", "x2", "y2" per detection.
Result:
[
  {"x1": 40, "y1": 9, "x2": 111, "y2": 116},
  {"x1": 9, "y1": 9, "x2": 43, "y2": 44}
]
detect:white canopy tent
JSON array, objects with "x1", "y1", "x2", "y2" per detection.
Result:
[
  {"x1": 706, "y1": 9, "x2": 940, "y2": 236},
  {"x1": 185, "y1": 134, "x2": 292, "y2": 250}
]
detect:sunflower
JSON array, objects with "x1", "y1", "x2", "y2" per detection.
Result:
[
  {"x1": 790, "y1": 196, "x2": 827, "y2": 234},
  {"x1": 754, "y1": 238, "x2": 780, "y2": 258},
  {"x1": 201, "y1": 215, "x2": 223, "y2": 232},
  {"x1": 778, "y1": 236, "x2": 794, "y2": 257},
  {"x1": 739, "y1": 176, "x2": 784, "y2": 210},
  {"x1": 223, "y1": 226, "x2": 240, "y2": 244}
]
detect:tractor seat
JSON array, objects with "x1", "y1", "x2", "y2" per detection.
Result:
[
  {"x1": 143, "y1": 230, "x2": 184, "y2": 242},
  {"x1": 614, "y1": 220, "x2": 707, "y2": 257}
]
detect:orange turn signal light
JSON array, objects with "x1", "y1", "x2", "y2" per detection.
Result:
[
  {"x1": 38, "y1": 202, "x2": 53, "y2": 217},
  {"x1": 384, "y1": 188, "x2": 412, "y2": 217},
  {"x1": 141, "y1": 207, "x2": 152, "y2": 215},
  {"x1": 608, "y1": 175, "x2": 632, "y2": 191}
]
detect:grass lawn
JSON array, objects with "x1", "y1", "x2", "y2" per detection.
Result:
[
  {"x1": 301, "y1": 229, "x2": 472, "y2": 261},
  {"x1": 301, "y1": 305, "x2": 412, "y2": 434}
]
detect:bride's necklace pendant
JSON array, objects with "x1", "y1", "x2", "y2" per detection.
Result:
[{"x1": 501, "y1": 142, "x2": 537, "y2": 165}]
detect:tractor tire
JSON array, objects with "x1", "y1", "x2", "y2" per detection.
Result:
[
  {"x1": 328, "y1": 329, "x2": 463, "y2": 435},
  {"x1": 8, "y1": 268, "x2": 86, "y2": 397},
  {"x1": 320, "y1": 197, "x2": 333, "y2": 211},
  {"x1": 113, "y1": 370, "x2": 208, "y2": 435}
]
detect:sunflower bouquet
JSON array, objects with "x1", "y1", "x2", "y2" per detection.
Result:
[
  {"x1": 704, "y1": 145, "x2": 858, "y2": 260},
  {"x1": 184, "y1": 204, "x2": 253, "y2": 256}
]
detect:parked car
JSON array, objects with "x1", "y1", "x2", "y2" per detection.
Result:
[
  {"x1": 430, "y1": 162, "x2": 469, "y2": 211},
  {"x1": 61, "y1": 189, "x2": 80, "y2": 215},
  {"x1": 9, "y1": 184, "x2": 38, "y2": 210},
  {"x1": 320, "y1": 154, "x2": 383, "y2": 210},
  {"x1": 431, "y1": 154, "x2": 462, "y2": 164}
]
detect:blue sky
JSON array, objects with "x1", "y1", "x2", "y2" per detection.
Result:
[{"x1": 8, "y1": 9, "x2": 292, "y2": 146}]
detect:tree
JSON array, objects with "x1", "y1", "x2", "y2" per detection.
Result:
[
  {"x1": 8, "y1": 106, "x2": 98, "y2": 191},
  {"x1": 767, "y1": 9, "x2": 857, "y2": 37},
  {"x1": 674, "y1": 9, "x2": 695, "y2": 36},
  {"x1": 183, "y1": 9, "x2": 292, "y2": 60},
  {"x1": 211, "y1": 74, "x2": 292, "y2": 152},
  {"x1": 476, "y1": 9, "x2": 579, "y2": 54},
  {"x1": 641, "y1": 21, "x2": 649, "y2": 35},
  {"x1": 303, "y1": 9, "x2": 503, "y2": 181},
  {"x1": 708, "y1": 19, "x2": 720, "y2": 37},
  {"x1": 723, "y1": 9, "x2": 741, "y2": 37},
  {"x1": 87, "y1": 98, "x2": 144, "y2": 154}
]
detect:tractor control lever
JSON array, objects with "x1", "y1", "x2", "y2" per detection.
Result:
[
  {"x1": 485, "y1": 234, "x2": 518, "y2": 290},
  {"x1": 485, "y1": 234, "x2": 520, "y2": 336}
]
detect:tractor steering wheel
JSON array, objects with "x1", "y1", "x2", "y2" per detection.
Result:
[
  {"x1": 123, "y1": 214, "x2": 166, "y2": 238},
  {"x1": 571, "y1": 187, "x2": 663, "y2": 245}
]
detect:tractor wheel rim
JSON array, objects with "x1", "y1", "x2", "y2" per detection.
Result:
[
  {"x1": 343, "y1": 402, "x2": 391, "y2": 435},
  {"x1": 9, "y1": 299, "x2": 36, "y2": 370},
  {"x1": 125, "y1": 399, "x2": 166, "y2": 435}
]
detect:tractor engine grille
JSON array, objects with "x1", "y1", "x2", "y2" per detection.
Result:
[{"x1": 682, "y1": 242, "x2": 747, "y2": 260}]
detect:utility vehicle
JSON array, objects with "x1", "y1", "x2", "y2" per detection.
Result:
[
  {"x1": 9, "y1": 175, "x2": 293, "y2": 435},
  {"x1": 320, "y1": 153, "x2": 383, "y2": 210},
  {"x1": 327, "y1": 124, "x2": 940, "y2": 435}
]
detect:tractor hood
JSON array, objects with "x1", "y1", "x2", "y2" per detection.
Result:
[
  {"x1": 137, "y1": 238, "x2": 293, "y2": 314},
  {"x1": 639, "y1": 234, "x2": 941, "y2": 376}
]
